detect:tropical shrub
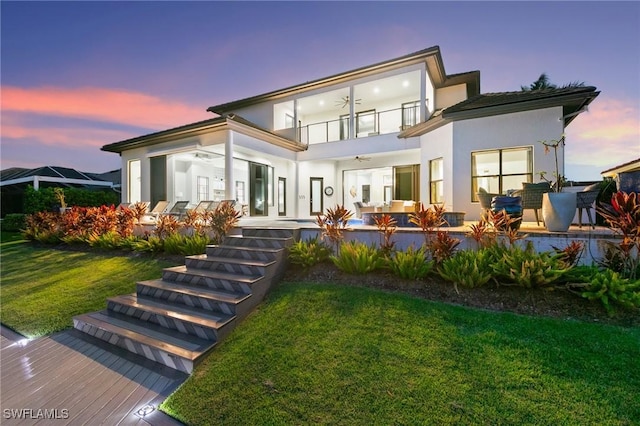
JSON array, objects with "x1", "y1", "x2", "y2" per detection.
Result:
[
  {"x1": 374, "y1": 214, "x2": 397, "y2": 256},
  {"x1": 330, "y1": 241, "x2": 384, "y2": 274},
  {"x1": 205, "y1": 200, "x2": 242, "y2": 244},
  {"x1": 409, "y1": 203, "x2": 446, "y2": 246},
  {"x1": 552, "y1": 240, "x2": 585, "y2": 268},
  {"x1": 580, "y1": 269, "x2": 640, "y2": 315},
  {"x1": 23, "y1": 211, "x2": 61, "y2": 243},
  {"x1": 288, "y1": 236, "x2": 332, "y2": 269},
  {"x1": 316, "y1": 205, "x2": 353, "y2": 254},
  {"x1": 87, "y1": 231, "x2": 125, "y2": 250},
  {"x1": 427, "y1": 231, "x2": 460, "y2": 264},
  {"x1": 388, "y1": 245, "x2": 433, "y2": 280},
  {"x1": 491, "y1": 242, "x2": 567, "y2": 288},
  {"x1": 163, "y1": 233, "x2": 210, "y2": 256},
  {"x1": 438, "y1": 249, "x2": 494, "y2": 292},
  {"x1": 596, "y1": 191, "x2": 640, "y2": 279},
  {"x1": 131, "y1": 235, "x2": 165, "y2": 253}
]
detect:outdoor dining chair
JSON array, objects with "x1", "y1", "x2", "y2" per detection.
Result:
[
  {"x1": 576, "y1": 185, "x2": 600, "y2": 229},
  {"x1": 514, "y1": 182, "x2": 550, "y2": 226}
]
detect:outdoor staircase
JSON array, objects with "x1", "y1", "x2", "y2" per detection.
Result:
[{"x1": 73, "y1": 227, "x2": 298, "y2": 374}]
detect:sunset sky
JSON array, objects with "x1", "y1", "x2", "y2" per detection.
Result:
[{"x1": 2, "y1": 1, "x2": 638, "y2": 181}]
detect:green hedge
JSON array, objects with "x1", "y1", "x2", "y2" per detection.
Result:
[
  {"x1": 23, "y1": 186, "x2": 119, "y2": 214},
  {"x1": 1, "y1": 214, "x2": 27, "y2": 232}
]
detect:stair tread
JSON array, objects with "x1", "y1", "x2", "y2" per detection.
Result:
[
  {"x1": 187, "y1": 254, "x2": 275, "y2": 267},
  {"x1": 226, "y1": 235, "x2": 293, "y2": 242},
  {"x1": 138, "y1": 279, "x2": 251, "y2": 304},
  {"x1": 208, "y1": 244, "x2": 283, "y2": 253},
  {"x1": 164, "y1": 265, "x2": 263, "y2": 282},
  {"x1": 75, "y1": 311, "x2": 214, "y2": 360},
  {"x1": 108, "y1": 294, "x2": 235, "y2": 329}
]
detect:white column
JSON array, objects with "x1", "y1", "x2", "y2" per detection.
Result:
[
  {"x1": 225, "y1": 130, "x2": 234, "y2": 200},
  {"x1": 33, "y1": 176, "x2": 40, "y2": 190},
  {"x1": 420, "y1": 64, "x2": 427, "y2": 122},
  {"x1": 349, "y1": 86, "x2": 355, "y2": 139}
]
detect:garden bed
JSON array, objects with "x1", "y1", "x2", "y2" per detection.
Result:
[{"x1": 284, "y1": 263, "x2": 639, "y2": 328}]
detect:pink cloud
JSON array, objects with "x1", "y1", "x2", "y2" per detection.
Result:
[
  {"x1": 565, "y1": 96, "x2": 640, "y2": 168},
  {"x1": 1, "y1": 86, "x2": 211, "y2": 129},
  {"x1": 1, "y1": 122, "x2": 132, "y2": 149}
]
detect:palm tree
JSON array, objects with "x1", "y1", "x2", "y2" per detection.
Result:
[{"x1": 521, "y1": 73, "x2": 585, "y2": 91}]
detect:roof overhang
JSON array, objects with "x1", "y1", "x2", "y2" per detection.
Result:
[
  {"x1": 398, "y1": 87, "x2": 599, "y2": 139},
  {"x1": 101, "y1": 115, "x2": 306, "y2": 154},
  {"x1": 601, "y1": 158, "x2": 640, "y2": 177},
  {"x1": 207, "y1": 46, "x2": 478, "y2": 115}
]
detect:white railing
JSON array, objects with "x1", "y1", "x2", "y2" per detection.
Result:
[{"x1": 299, "y1": 106, "x2": 418, "y2": 145}]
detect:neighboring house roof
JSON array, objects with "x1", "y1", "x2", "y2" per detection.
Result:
[
  {"x1": 0, "y1": 166, "x2": 115, "y2": 188},
  {"x1": 207, "y1": 46, "x2": 480, "y2": 115},
  {"x1": 399, "y1": 86, "x2": 600, "y2": 138},
  {"x1": 601, "y1": 158, "x2": 640, "y2": 177},
  {"x1": 101, "y1": 114, "x2": 307, "y2": 154}
]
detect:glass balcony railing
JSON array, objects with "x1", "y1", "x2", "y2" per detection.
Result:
[{"x1": 299, "y1": 106, "x2": 419, "y2": 145}]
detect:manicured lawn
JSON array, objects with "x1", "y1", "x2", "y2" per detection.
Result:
[
  {"x1": 162, "y1": 282, "x2": 640, "y2": 426},
  {"x1": 0, "y1": 238, "x2": 175, "y2": 337}
]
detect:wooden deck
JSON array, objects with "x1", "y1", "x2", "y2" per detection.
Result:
[{"x1": 1, "y1": 326, "x2": 186, "y2": 425}]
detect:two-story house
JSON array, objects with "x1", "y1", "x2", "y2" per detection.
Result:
[{"x1": 102, "y1": 45, "x2": 599, "y2": 221}]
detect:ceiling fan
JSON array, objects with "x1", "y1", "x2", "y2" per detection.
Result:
[
  {"x1": 335, "y1": 95, "x2": 362, "y2": 109},
  {"x1": 355, "y1": 155, "x2": 371, "y2": 162}
]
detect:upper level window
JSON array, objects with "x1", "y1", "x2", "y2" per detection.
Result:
[
  {"x1": 471, "y1": 147, "x2": 533, "y2": 202},
  {"x1": 430, "y1": 158, "x2": 443, "y2": 204}
]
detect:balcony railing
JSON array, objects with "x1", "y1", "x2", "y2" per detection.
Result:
[{"x1": 299, "y1": 105, "x2": 418, "y2": 145}]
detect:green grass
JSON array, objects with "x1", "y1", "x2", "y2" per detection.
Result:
[
  {"x1": 162, "y1": 282, "x2": 640, "y2": 426},
  {"x1": 0, "y1": 238, "x2": 174, "y2": 337}
]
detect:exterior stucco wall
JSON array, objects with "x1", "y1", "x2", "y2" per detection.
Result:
[
  {"x1": 450, "y1": 106, "x2": 565, "y2": 220},
  {"x1": 435, "y1": 84, "x2": 467, "y2": 110},
  {"x1": 420, "y1": 123, "x2": 454, "y2": 210},
  {"x1": 296, "y1": 160, "x2": 338, "y2": 219}
]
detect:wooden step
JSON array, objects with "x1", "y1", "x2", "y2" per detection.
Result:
[
  {"x1": 107, "y1": 294, "x2": 235, "y2": 341},
  {"x1": 205, "y1": 244, "x2": 283, "y2": 262},
  {"x1": 185, "y1": 254, "x2": 275, "y2": 276},
  {"x1": 73, "y1": 311, "x2": 215, "y2": 374},
  {"x1": 137, "y1": 279, "x2": 251, "y2": 315},
  {"x1": 162, "y1": 265, "x2": 263, "y2": 294},
  {"x1": 222, "y1": 235, "x2": 293, "y2": 249}
]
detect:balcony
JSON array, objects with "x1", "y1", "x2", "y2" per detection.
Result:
[{"x1": 299, "y1": 105, "x2": 419, "y2": 145}]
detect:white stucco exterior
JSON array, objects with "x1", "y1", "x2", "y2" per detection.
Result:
[{"x1": 103, "y1": 46, "x2": 597, "y2": 223}]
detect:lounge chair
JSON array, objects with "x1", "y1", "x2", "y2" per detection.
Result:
[
  {"x1": 162, "y1": 201, "x2": 189, "y2": 219},
  {"x1": 141, "y1": 200, "x2": 169, "y2": 222}
]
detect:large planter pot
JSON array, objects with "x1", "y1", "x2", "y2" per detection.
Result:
[{"x1": 542, "y1": 192, "x2": 577, "y2": 232}]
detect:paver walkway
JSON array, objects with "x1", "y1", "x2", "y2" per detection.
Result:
[{"x1": 0, "y1": 326, "x2": 186, "y2": 425}]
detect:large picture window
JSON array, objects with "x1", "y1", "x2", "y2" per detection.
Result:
[
  {"x1": 430, "y1": 158, "x2": 443, "y2": 204},
  {"x1": 471, "y1": 147, "x2": 533, "y2": 202}
]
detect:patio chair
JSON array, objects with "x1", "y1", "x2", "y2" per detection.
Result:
[
  {"x1": 476, "y1": 188, "x2": 500, "y2": 217},
  {"x1": 190, "y1": 200, "x2": 214, "y2": 214},
  {"x1": 162, "y1": 200, "x2": 189, "y2": 219},
  {"x1": 353, "y1": 202, "x2": 364, "y2": 218},
  {"x1": 141, "y1": 200, "x2": 169, "y2": 222},
  {"x1": 576, "y1": 184, "x2": 600, "y2": 229},
  {"x1": 513, "y1": 182, "x2": 551, "y2": 226}
]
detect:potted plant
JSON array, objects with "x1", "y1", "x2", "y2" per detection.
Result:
[
  {"x1": 54, "y1": 187, "x2": 67, "y2": 213},
  {"x1": 539, "y1": 136, "x2": 576, "y2": 232}
]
